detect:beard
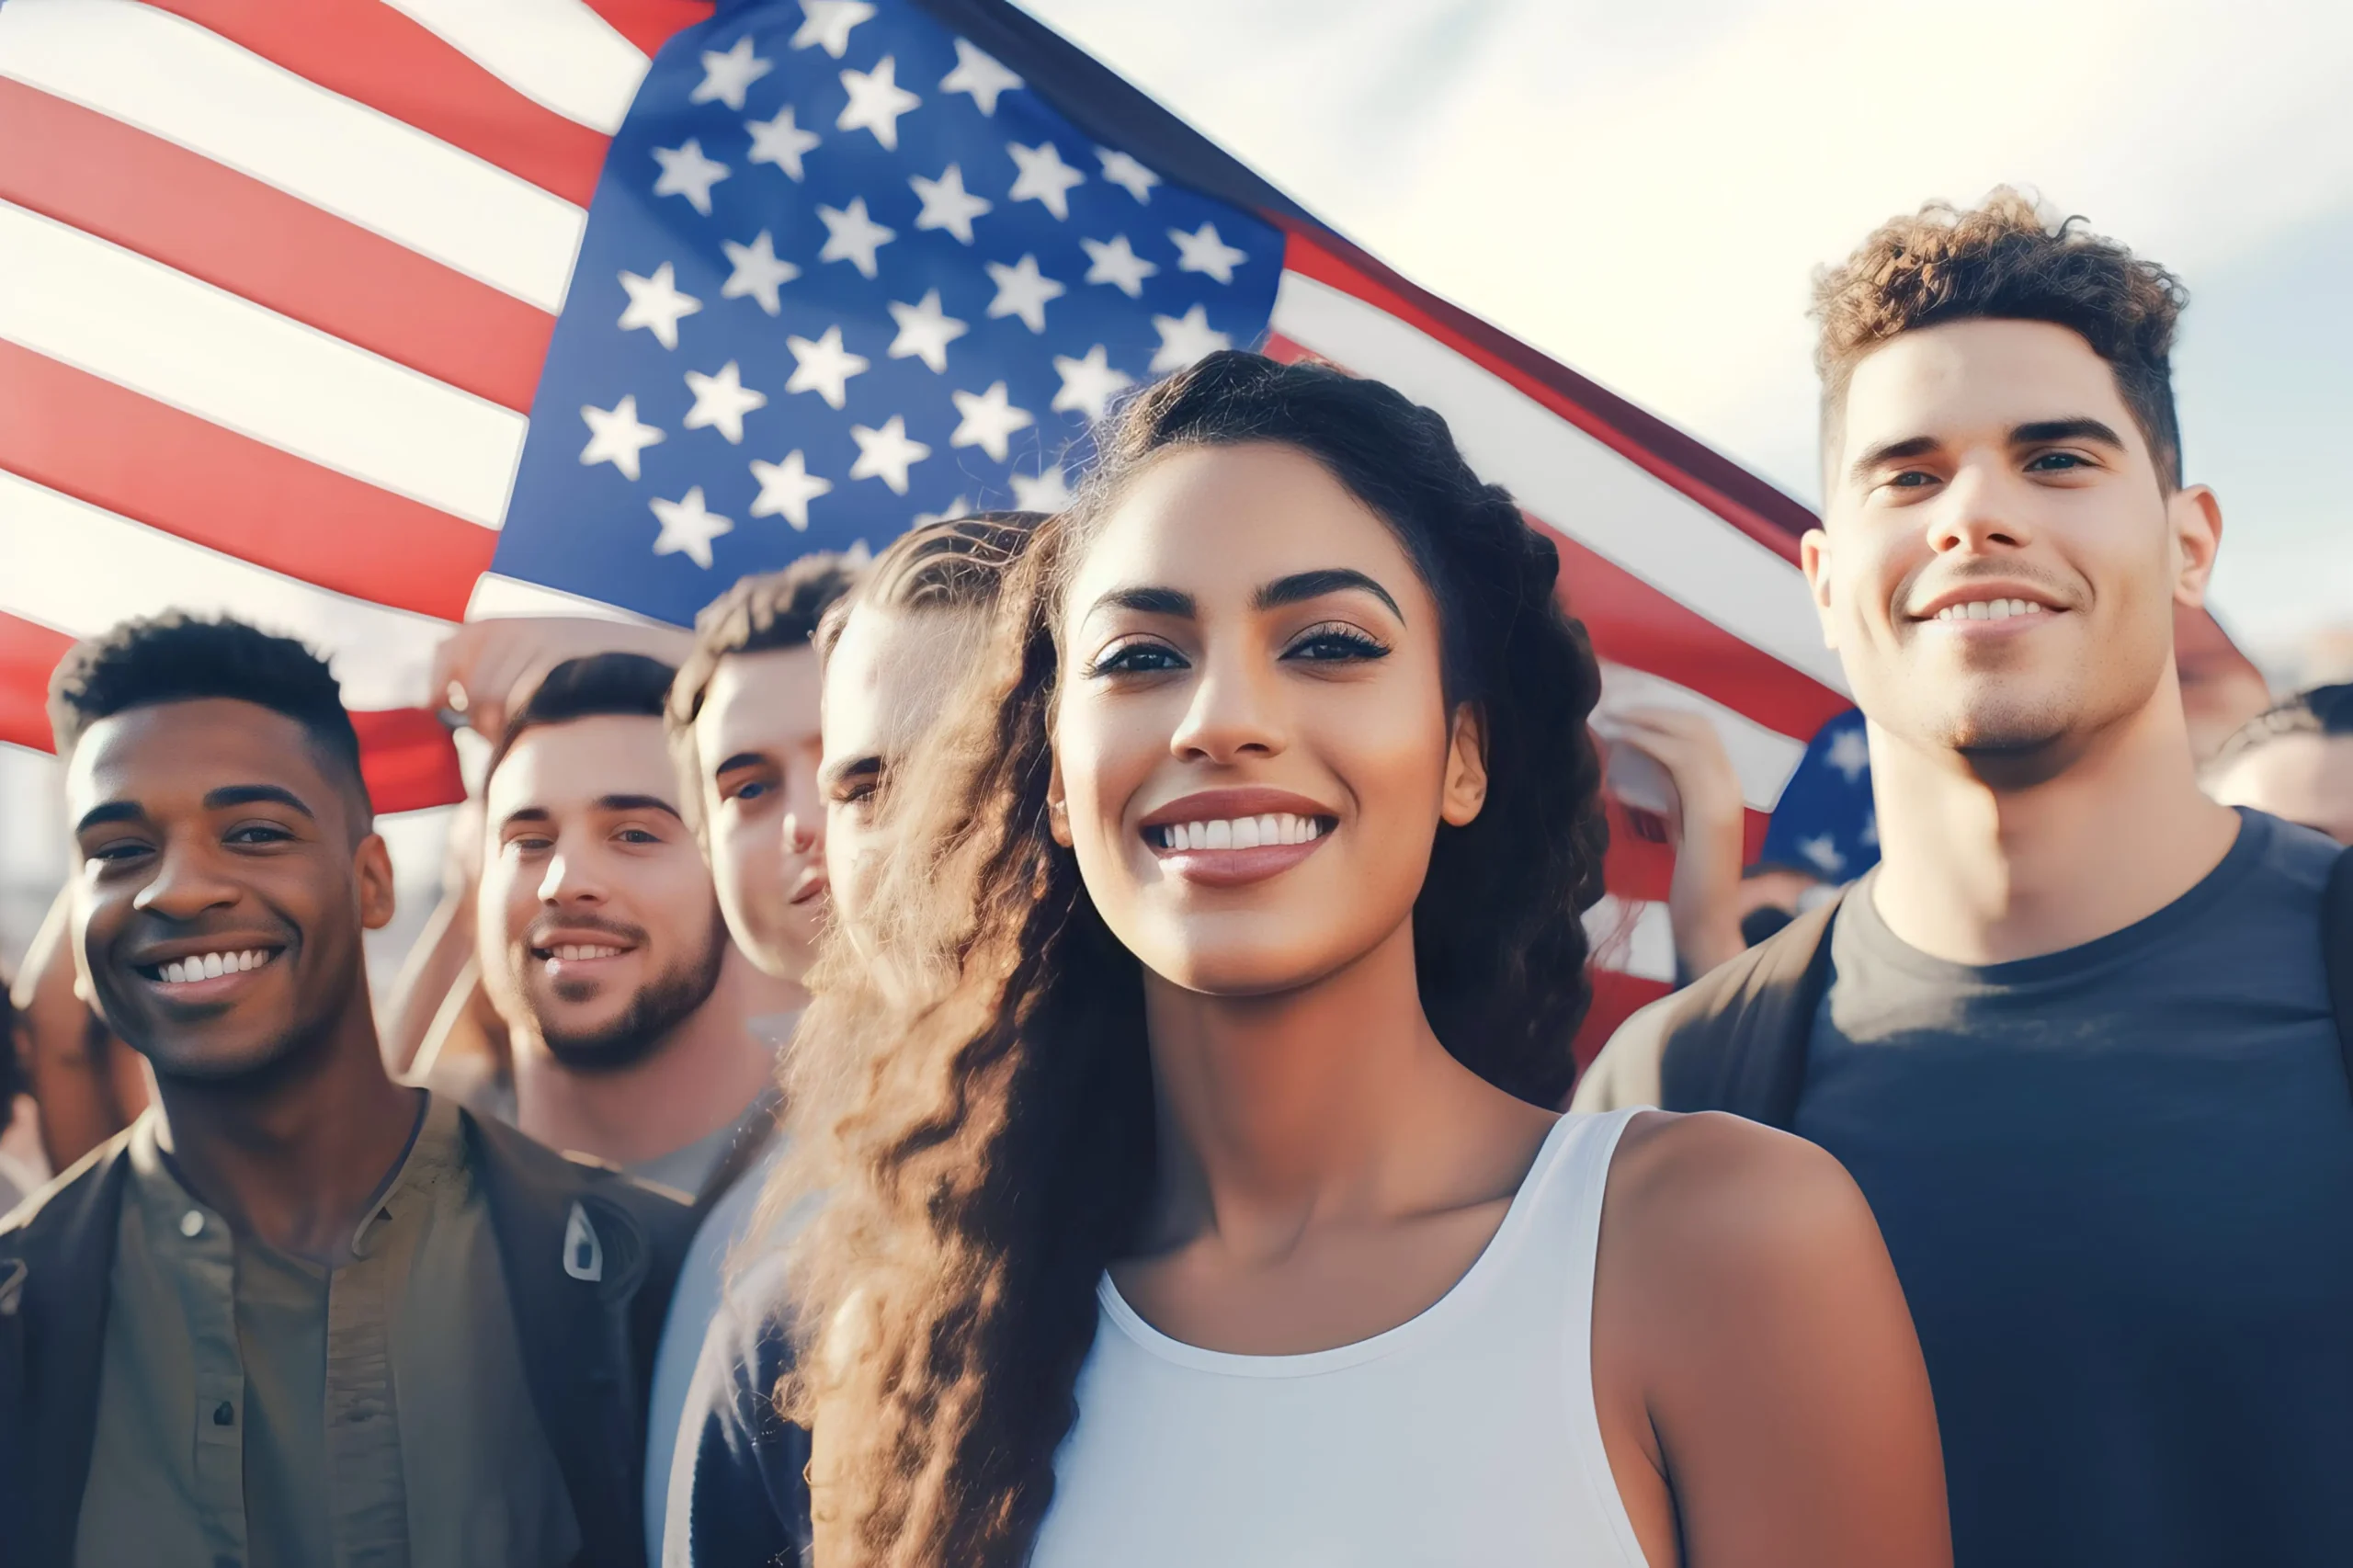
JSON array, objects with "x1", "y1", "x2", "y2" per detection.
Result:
[{"x1": 531, "y1": 912, "x2": 730, "y2": 1074}]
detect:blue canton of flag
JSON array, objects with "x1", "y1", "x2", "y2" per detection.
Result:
[
  {"x1": 494, "y1": 0, "x2": 1287, "y2": 626},
  {"x1": 1757, "y1": 708, "x2": 1879, "y2": 882}
]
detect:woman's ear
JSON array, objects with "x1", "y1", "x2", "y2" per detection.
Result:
[
  {"x1": 1441, "y1": 703, "x2": 1489, "y2": 827},
  {"x1": 1046, "y1": 753, "x2": 1074, "y2": 847}
]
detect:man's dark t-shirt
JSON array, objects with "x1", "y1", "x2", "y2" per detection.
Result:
[{"x1": 1796, "y1": 809, "x2": 2353, "y2": 1568}]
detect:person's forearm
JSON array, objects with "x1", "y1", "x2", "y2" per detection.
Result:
[
  {"x1": 1665, "y1": 809, "x2": 1748, "y2": 981},
  {"x1": 381, "y1": 887, "x2": 475, "y2": 1076}
]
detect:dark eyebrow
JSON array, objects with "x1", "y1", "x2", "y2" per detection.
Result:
[
  {"x1": 595, "y1": 792, "x2": 684, "y2": 822},
  {"x1": 203, "y1": 784, "x2": 315, "y2": 820},
  {"x1": 1256, "y1": 568, "x2": 1403, "y2": 620},
  {"x1": 713, "y1": 752, "x2": 771, "y2": 776},
  {"x1": 1087, "y1": 585, "x2": 1196, "y2": 620},
  {"x1": 1847, "y1": 434, "x2": 1941, "y2": 485},
  {"x1": 2011, "y1": 417, "x2": 2125, "y2": 449},
  {"x1": 498, "y1": 806, "x2": 552, "y2": 831},
  {"x1": 818, "y1": 755, "x2": 882, "y2": 794},
  {"x1": 74, "y1": 801, "x2": 145, "y2": 834}
]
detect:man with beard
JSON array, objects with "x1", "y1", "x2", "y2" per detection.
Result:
[
  {"x1": 0, "y1": 614, "x2": 689, "y2": 1568},
  {"x1": 476, "y1": 653, "x2": 788, "y2": 1196}
]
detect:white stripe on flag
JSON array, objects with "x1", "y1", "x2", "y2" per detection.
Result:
[
  {"x1": 1269, "y1": 271, "x2": 1848, "y2": 697},
  {"x1": 1585, "y1": 895, "x2": 1677, "y2": 983},
  {"x1": 465, "y1": 572, "x2": 671, "y2": 626},
  {"x1": 1595, "y1": 662, "x2": 1808, "y2": 812},
  {"x1": 0, "y1": 0, "x2": 586, "y2": 311},
  {"x1": 382, "y1": 0, "x2": 652, "y2": 135},
  {"x1": 0, "y1": 201, "x2": 527, "y2": 530},
  {"x1": 0, "y1": 471, "x2": 453, "y2": 711}
]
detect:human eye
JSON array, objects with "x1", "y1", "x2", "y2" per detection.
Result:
[
  {"x1": 2025, "y1": 450, "x2": 2092, "y2": 473},
  {"x1": 1883, "y1": 469, "x2": 1938, "y2": 491},
  {"x1": 1283, "y1": 621, "x2": 1391, "y2": 663},
  {"x1": 224, "y1": 821, "x2": 296, "y2": 846},
  {"x1": 615, "y1": 825, "x2": 664, "y2": 846},
  {"x1": 85, "y1": 837, "x2": 153, "y2": 865},
  {"x1": 1086, "y1": 638, "x2": 1188, "y2": 676},
  {"x1": 727, "y1": 778, "x2": 770, "y2": 803}
]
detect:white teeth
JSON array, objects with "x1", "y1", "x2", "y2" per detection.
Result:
[
  {"x1": 548, "y1": 944, "x2": 623, "y2": 962},
  {"x1": 1936, "y1": 597, "x2": 2047, "y2": 623},
  {"x1": 1257, "y1": 814, "x2": 1280, "y2": 846},
  {"x1": 1204, "y1": 820, "x2": 1232, "y2": 850},
  {"x1": 1153, "y1": 814, "x2": 1331, "y2": 850},
  {"x1": 155, "y1": 949, "x2": 269, "y2": 984},
  {"x1": 1232, "y1": 816, "x2": 1261, "y2": 849}
]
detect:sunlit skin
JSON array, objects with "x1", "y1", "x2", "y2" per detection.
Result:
[
  {"x1": 694, "y1": 645, "x2": 828, "y2": 983},
  {"x1": 1804, "y1": 319, "x2": 2236, "y2": 962},
  {"x1": 2209, "y1": 733, "x2": 2353, "y2": 846},
  {"x1": 65, "y1": 698, "x2": 415, "y2": 1262},
  {"x1": 1033, "y1": 444, "x2": 1947, "y2": 1567},
  {"x1": 478, "y1": 713, "x2": 775, "y2": 1166},
  {"x1": 819, "y1": 608, "x2": 986, "y2": 941}
]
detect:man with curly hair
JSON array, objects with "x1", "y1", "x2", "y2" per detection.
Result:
[{"x1": 1582, "y1": 191, "x2": 2353, "y2": 1565}]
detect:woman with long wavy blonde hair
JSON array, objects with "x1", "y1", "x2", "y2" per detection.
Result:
[{"x1": 763, "y1": 351, "x2": 1949, "y2": 1568}]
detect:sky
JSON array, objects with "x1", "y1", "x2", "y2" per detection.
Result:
[{"x1": 1020, "y1": 0, "x2": 2353, "y2": 664}]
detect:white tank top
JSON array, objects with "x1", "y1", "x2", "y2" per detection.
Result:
[{"x1": 1027, "y1": 1108, "x2": 1652, "y2": 1567}]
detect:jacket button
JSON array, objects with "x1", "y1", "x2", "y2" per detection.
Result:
[
  {"x1": 180, "y1": 1210, "x2": 205, "y2": 1238},
  {"x1": 213, "y1": 1400, "x2": 234, "y2": 1426}
]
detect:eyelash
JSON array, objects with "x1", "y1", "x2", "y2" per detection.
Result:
[
  {"x1": 1086, "y1": 639, "x2": 1186, "y2": 676},
  {"x1": 1284, "y1": 622, "x2": 1389, "y2": 662}
]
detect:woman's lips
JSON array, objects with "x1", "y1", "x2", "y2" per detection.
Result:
[{"x1": 1144, "y1": 818, "x2": 1336, "y2": 889}]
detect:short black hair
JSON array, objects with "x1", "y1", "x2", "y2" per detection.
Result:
[
  {"x1": 47, "y1": 613, "x2": 372, "y2": 824},
  {"x1": 486, "y1": 651, "x2": 678, "y2": 782},
  {"x1": 2208, "y1": 681, "x2": 2353, "y2": 773}
]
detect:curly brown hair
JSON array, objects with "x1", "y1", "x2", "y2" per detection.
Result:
[
  {"x1": 1813, "y1": 187, "x2": 2189, "y2": 485},
  {"x1": 768, "y1": 351, "x2": 1609, "y2": 1567}
]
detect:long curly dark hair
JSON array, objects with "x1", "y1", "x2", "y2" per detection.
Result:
[{"x1": 772, "y1": 351, "x2": 1608, "y2": 1567}]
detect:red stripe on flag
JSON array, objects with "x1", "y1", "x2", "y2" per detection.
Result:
[
  {"x1": 0, "y1": 611, "x2": 73, "y2": 755},
  {"x1": 0, "y1": 343, "x2": 497, "y2": 623},
  {"x1": 580, "y1": 0, "x2": 716, "y2": 62},
  {"x1": 1278, "y1": 229, "x2": 1814, "y2": 567},
  {"x1": 1601, "y1": 798, "x2": 1771, "y2": 907},
  {"x1": 350, "y1": 708, "x2": 465, "y2": 814},
  {"x1": 0, "y1": 81, "x2": 555, "y2": 415},
  {"x1": 143, "y1": 0, "x2": 613, "y2": 208},
  {"x1": 1574, "y1": 971, "x2": 1669, "y2": 1080}
]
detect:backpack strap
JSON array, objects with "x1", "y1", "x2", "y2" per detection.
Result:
[
  {"x1": 2322, "y1": 846, "x2": 2353, "y2": 1096},
  {"x1": 1656, "y1": 888, "x2": 1847, "y2": 1131}
]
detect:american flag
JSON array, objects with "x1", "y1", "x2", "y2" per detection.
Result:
[{"x1": 0, "y1": 0, "x2": 1854, "y2": 1048}]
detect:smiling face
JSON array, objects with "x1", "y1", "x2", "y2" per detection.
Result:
[
  {"x1": 479, "y1": 714, "x2": 727, "y2": 1071},
  {"x1": 1049, "y1": 442, "x2": 1488, "y2": 997},
  {"x1": 1803, "y1": 318, "x2": 2221, "y2": 760},
  {"x1": 693, "y1": 645, "x2": 828, "y2": 981},
  {"x1": 67, "y1": 698, "x2": 392, "y2": 1082}
]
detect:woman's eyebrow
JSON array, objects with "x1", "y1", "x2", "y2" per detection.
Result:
[
  {"x1": 1087, "y1": 585, "x2": 1196, "y2": 619},
  {"x1": 1255, "y1": 568, "x2": 1402, "y2": 619}
]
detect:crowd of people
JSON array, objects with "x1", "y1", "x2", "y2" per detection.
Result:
[{"x1": 4, "y1": 187, "x2": 2350, "y2": 1568}]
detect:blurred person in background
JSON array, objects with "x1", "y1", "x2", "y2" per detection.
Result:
[
  {"x1": 642, "y1": 551, "x2": 858, "y2": 1564},
  {"x1": 1583, "y1": 193, "x2": 2353, "y2": 1568},
  {"x1": 2203, "y1": 683, "x2": 2353, "y2": 845},
  {"x1": 0, "y1": 965, "x2": 41, "y2": 1215},
  {"x1": 0, "y1": 614, "x2": 688, "y2": 1567},
  {"x1": 8, "y1": 891, "x2": 148, "y2": 1173},
  {"x1": 669, "y1": 512, "x2": 1041, "y2": 1568}
]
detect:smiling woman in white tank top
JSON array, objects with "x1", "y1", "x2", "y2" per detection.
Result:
[{"x1": 767, "y1": 353, "x2": 1950, "y2": 1568}]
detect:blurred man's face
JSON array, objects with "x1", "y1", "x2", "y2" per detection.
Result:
[
  {"x1": 480, "y1": 715, "x2": 726, "y2": 1071},
  {"x1": 692, "y1": 646, "x2": 826, "y2": 982},
  {"x1": 67, "y1": 699, "x2": 392, "y2": 1082},
  {"x1": 1804, "y1": 319, "x2": 2220, "y2": 769},
  {"x1": 2208, "y1": 734, "x2": 2353, "y2": 846},
  {"x1": 819, "y1": 607, "x2": 983, "y2": 940}
]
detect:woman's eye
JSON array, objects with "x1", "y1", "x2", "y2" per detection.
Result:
[
  {"x1": 1089, "y1": 641, "x2": 1188, "y2": 676},
  {"x1": 1285, "y1": 625, "x2": 1390, "y2": 663}
]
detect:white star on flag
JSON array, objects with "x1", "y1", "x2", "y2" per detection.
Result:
[
  {"x1": 617, "y1": 263, "x2": 702, "y2": 349},
  {"x1": 1051, "y1": 345, "x2": 1133, "y2": 423},
  {"x1": 784, "y1": 324, "x2": 870, "y2": 408},
  {"x1": 815, "y1": 197, "x2": 895, "y2": 278},
  {"x1": 749, "y1": 450, "x2": 833, "y2": 531},
  {"x1": 837, "y1": 56, "x2": 921, "y2": 151},
  {"x1": 949, "y1": 381, "x2": 1035, "y2": 462},
  {"x1": 745, "y1": 107, "x2": 820, "y2": 180},
  {"x1": 682, "y1": 360, "x2": 768, "y2": 444},
  {"x1": 1825, "y1": 724, "x2": 1871, "y2": 782},
  {"x1": 692, "y1": 36, "x2": 772, "y2": 110},
  {"x1": 886, "y1": 290, "x2": 969, "y2": 372},
  {"x1": 915, "y1": 495, "x2": 974, "y2": 525},
  {"x1": 791, "y1": 0, "x2": 873, "y2": 57},
  {"x1": 1097, "y1": 147, "x2": 1160, "y2": 203},
  {"x1": 1011, "y1": 464, "x2": 1075, "y2": 512},
  {"x1": 652, "y1": 139, "x2": 730, "y2": 215},
  {"x1": 984, "y1": 253, "x2": 1065, "y2": 334},
  {"x1": 1080, "y1": 234, "x2": 1158, "y2": 298},
  {"x1": 910, "y1": 164, "x2": 992, "y2": 244},
  {"x1": 579, "y1": 396, "x2": 665, "y2": 480},
  {"x1": 1169, "y1": 222, "x2": 1248, "y2": 284},
  {"x1": 848, "y1": 415, "x2": 930, "y2": 494},
  {"x1": 1798, "y1": 835, "x2": 1847, "y2": 876},
  {"x1": 939, "y1": 39, "x2": 1021, "y2": 115},
  {"x1": 721, "y1": 231, "x2": 799, "y2": 315},
  {"x1": 1150, "y1": 303, "x2": 1231, "y2": 372},
  {"x1": 1006, "y1": 141, "x2": 1086, "y2": 220},
  {"x1": 651, "y1": 486, "x2": 733, "y2": 568}
]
